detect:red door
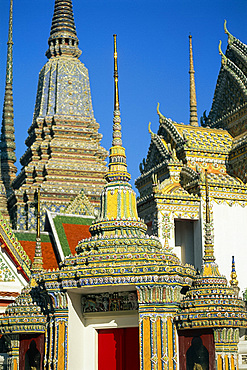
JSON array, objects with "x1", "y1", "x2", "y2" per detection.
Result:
[{"x1": 98, "y1": 327, "x2": 139, "y2": 370}]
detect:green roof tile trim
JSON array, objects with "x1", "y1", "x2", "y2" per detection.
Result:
[
  {"x1": 0, "y1": 213, "x2": 31, "y2": 277},
  {"x1": 53, "y1": 215, "x2": 93, "y2": 256},
  {"x1": 15, "y1": 232, "x2": 52, "y2": 243}
]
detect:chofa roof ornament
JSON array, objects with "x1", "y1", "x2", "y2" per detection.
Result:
[{"x1": 224, "y1": 19, "x2": 235, "y2": 45}]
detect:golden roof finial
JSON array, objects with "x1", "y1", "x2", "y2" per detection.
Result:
[
  {"x1": 105, "y1": 35, "x2": 131, "y2": 183},
  {"x1": 148, "y1": 122, "x2": 155, "y2": 137},
  {"x1": 189, "y1": 35, "x2": 199, "y2": 127},
  {"x1": 219, "y1": 40, "x2": 227, "y2": 65},
  {"x1": 224, "y1": 20, "x2": 234, "y2": 45},
  {"x1": 157, "y1": 102, "x2": 161, "y2": 115},
  {"x1": 31, "y1": 188, "x2": 43, "y2": 273}
]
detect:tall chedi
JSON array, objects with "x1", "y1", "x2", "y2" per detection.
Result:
[
  {"x1": 0, "y1": 0, "x2": 17, "y2": 198},
  {"x1": 89, "y1": 34, "x2": 145, "y2": 237},
  {"x1": 8, "y1": 0, "x2": 108, "y2": 230}
]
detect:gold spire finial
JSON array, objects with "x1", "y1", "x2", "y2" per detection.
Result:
[
  {"x1": 230, "y1": 256, "x2": 239, "y2": 287},
  {"x1": 31, "y1": 188, "x2": 43, "y2": 273},
  {"x1": 37, "y1": 187, "x2": 41, "y2": 239},
  {"x1": 203, "y1": 170, "x2": 217, "y2": 265},
  {"x1": 105, "y1": 35, "x2": 131, "y2": 183},
  {"x1": 113, "y1": 34, "x2": 120, "y2": 112},
  {"x1": 230, "y1": 256, "x2": 240, "y2": 296},
  {"x1": 189, "y1": 35, "x2": 199, "y2": 127},
  {"x1": 201, "y1": 169, "x2": 221, "y2": 277},
  {"x1": 205, "y1": 169, "x2": 210, "y2": 224}
]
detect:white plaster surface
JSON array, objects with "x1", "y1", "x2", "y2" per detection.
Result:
[
  {"x1": 239, "y1": 335, "x2": 247, "y2": 369},
  {"x1": 212, "y1": 202, "x2": 247, "y2": 293}
]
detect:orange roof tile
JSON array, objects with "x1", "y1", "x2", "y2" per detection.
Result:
[
  {"x1": 20, "y1": 241, "x2": 59, "y2": 270},
  {"x1": 62, "y1": 224, "x2": 91, "y2": 255}
]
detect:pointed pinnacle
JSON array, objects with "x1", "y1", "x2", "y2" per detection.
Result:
[
  {"x1": 105, "y1": 35, "x2": 130, "y2": 183},
  {"x1": 189, "y1": 35, "x2": 199, "y2": 127},
  {"x1": 0, "y1": 0, "x2": 17, "y2": 195},
  {"x1": 46, "y1": 0, "x2": 81, "y2": 58}
]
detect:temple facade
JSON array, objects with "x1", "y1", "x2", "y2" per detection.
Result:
[
  {"x1": 135, "y1": 27, "x2": 247, "y2": 294},
  {"x1": 0, "y1": 0, "x2": 246, "y2": 369},
  {"x1": 0, "y1": 30, "x2": 246, "y2": 370}
]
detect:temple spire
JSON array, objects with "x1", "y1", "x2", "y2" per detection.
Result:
[
  {"x1": 0, "y1": 0, "x2": 17, "y2": 196},
  {"x1": 201, "y1": 170, "x2": 221, "y2": 277},
  {"x1": 31, "y1": 188, "x2": 43, "y2": 273},
  {"x1": 81, "y1": 36, "x2": 147, "y2": 243},
  {"x1": 230, "y1": 256, "x2": 239, "y2": 287},
  {"x1": 230, "y1": 256, "x2": 240, "y2": 296},
  {"x1": 189, "y1": 35, "x2": 199, "y2": 127},
  {"x1": 46, "y1": 0, "x2": 81, "y2": 59},
  {"x1": 203, "y1": 169, "x2": 215, "y2": 263},
  {"x1": 105, "y1": 35, "x2": 131, "y2": 183}
]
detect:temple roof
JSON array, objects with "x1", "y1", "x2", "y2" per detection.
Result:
[
  {"x1": 0, "y1": 214, "x2": 31, "y2": 280},
  {"x1": 174, "y1": 123, "x2": 232, "y2": 153},
  {"x1": 203, "y1": 22, "x2": 247, "y2": 133},
  {"x1": 136, "y1": 106, "x2": 233, "y2": 186},
  {"x1": 16, "y1": 233, "x2": 58, "y2": 271},
  {"x1": 46, "y1": 211, "x2": 93, "y2": 260},
  {"x1": 156, "y1": 106, "x2": 233, "y2": 154}
]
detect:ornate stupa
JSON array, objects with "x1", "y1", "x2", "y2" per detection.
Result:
[
  {"x1": 7, "y1": 0, "x2": 108, "y2": 231},
  {"x1": 175, "y1": 170, "x2": 247, "y2": 369},
  {"x1": 88, "y1": 34, "x2": 145, "y2": 239},
  {"x1": 0, "y1": 34, "x2": 196, "y2": 370}
]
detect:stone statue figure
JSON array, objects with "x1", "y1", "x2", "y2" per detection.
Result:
[
  {"x1": 25, "y1": 340, "x2": 41, "y2": 370},
  {"x1": 193, "y1": 364, "x2": 203, "y2": 370},
  {"x1": 186, "y1": 336, "x2": 209, "y2": 370}
]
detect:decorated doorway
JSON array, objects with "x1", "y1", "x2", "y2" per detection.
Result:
[{"x1": 98, "y1": 327, "x2": 139, "y2": 370}]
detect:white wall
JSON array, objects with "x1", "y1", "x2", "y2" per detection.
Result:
[
  {"x1": 67, "y1": 292, "x2": 85, "y2": 369},
  {"x1": 174, "y1": 219, "x2": 202, "y2": 270},
  {"x1": 213, "y1": 202, "x2": 247, "y2": 293}
]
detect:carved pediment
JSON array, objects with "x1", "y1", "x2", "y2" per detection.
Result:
[{"x1": 64, "y1": 189, "x2": 94, "y2": 216}]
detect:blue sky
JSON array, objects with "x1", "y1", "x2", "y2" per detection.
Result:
[{"x1": 0, "y1": 0, "x2": 246, "y2": 190}]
